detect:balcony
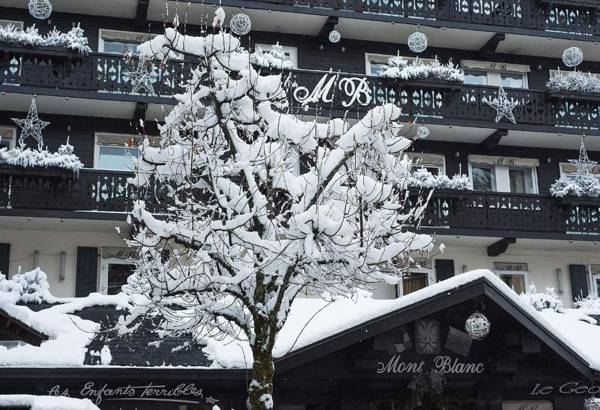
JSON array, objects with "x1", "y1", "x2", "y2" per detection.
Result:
[
  {"x1": 0, "y1": 167, "x2": 598, "y2": 239},
  {"x1": 237, "y1": 0, "x2": 600, "y2": 39}
]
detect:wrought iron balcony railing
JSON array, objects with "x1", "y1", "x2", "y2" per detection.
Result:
[
  {"x1": 248, "y1": 0, "x2": 600, "y2": 38},
  {"x1": 0, "y1": 167, "x2": 599, "y2": 239}
]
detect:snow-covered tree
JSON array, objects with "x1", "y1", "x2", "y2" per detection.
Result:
[{"x1": 123, "y1": 19, "x2": 434, "y2": 410}]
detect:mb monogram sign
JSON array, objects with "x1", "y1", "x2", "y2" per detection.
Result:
[
  {"x1": 47, "y1": 382, "x2": 219, "y2": 406},
  {"x1": 293, "y1": 73, "x2": 372, "y2": 108}
]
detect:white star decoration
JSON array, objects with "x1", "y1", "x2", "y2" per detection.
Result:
[
  {"x1": 569, "y1": 139, "x2": 597, "y2": 176},
  {"x1": 485, "y1": 86, "x2": 519, "y2": 124},
  {"x1": 12, "y1": 98, "x2": 49, "y2": 149},
  {"x1": 124, "y1": 59, "x2": 159, "y2": 95}
]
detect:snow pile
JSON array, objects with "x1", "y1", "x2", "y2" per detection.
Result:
[
  {"x1": 0, "y1": 268, "x2": 58, "y2": 304},
  {"x1": 407, "y1": 167, "x2": 471, "y2": 190},
  {"x1": 0, "y1": 23, "x2": 92, "y2": 55},
  {"x1": 520, "y1": 284, "x2": 563, "y2": 312},
  {"x1": 0, "y1": 143, "x2": 84, "y2": 173},
  {"x1": 0, "y1": 395, "x2": 99, "y2": 410},
  {"x1": 379, "y1": 56, "x2": 464, "y2": 82},
  {"x1": 251, "y1": 43, "x2": 292, "y2": 69},
  {"x1": 547, "y1": 69, "x2": 600, "y2": 94},
  {"x1": 550, "y1": 174, "x2": 600, "y2": 197},
  {"x1": 574, "y1": 295, "x2": 600, "y2": 313}
]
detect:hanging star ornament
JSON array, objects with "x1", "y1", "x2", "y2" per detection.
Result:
[
  {"x1": 485, "y1": 86, "x2": 519, "y2": 124},
  {"x1": 124, "y1": 59, "x2": 159, "y2": 95},
  {"x1": 569, "y1": 139, "x2": 597, "y2": 176},
  {"x1": 12, "y1": 97, "x2": 49, "y2": 150}
]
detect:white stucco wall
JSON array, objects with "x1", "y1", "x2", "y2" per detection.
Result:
[{"x1": 0, "y1": 219, "x2": 128, "y2": 297}]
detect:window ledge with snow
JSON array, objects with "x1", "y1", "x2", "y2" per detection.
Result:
[
  {"x1": 546, "y1": 70, "x2": 600, "y2": 101},
  {"x1": 407, "y1": 168, "x2": 472, "y2": 191},
  {"x1": 379, "y1": 56, "x2": 464, "y2": 84},
  {"x1": 0, "y1": 145, "x2": 84, "y2": 175},
  {"x1": 0, "y1": 24, "x2": 92, "y2": 55}
]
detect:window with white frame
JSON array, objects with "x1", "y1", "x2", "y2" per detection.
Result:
[
  {"x1": 462, "y1": 60, "x2": 530, "y2": 89},
  {"x1": 255, "y1": 43, "x2": 298, "y2": 69},
  {"x1": 95, "y1": 133, "x2": 141, "y2": 171},
  {"x1": 396, "y1": 261, "x2": 434, "y2": 297},
  {"x1": 99, "y1": 247, "x2": 137, "y2": 295},
  {"x1": 407, "y1": 152, "x2": 445, "y2": 176},
  {"x1": 365, "y1": 53, "x2": 435, "y2": 76},
  {"x1": 469, "y1": 155, "x2": 539, "y2": 194},
  {"x1": 590, "y1": 264, "x2": 600, "y2": 297},
  {"x1": 559, "y1": 162, "x2": 600, "y2": 181},
  {"x1": 494, "y1": 262, "x2": 529, "y2": 294},
  {"x1": 0, "y1": 19, "x2": 24, "y2": 30},
  {"x1": 0, "y1": 126, "x2": 16, "y2": 150},
  {"x1": 98, "y1": 29, "x2": 157, "y2": 55}
]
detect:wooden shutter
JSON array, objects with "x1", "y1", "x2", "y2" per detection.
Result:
[
  {"x1": 569, "y1": 264, "x2": 589, "y2": 302},
  {"x1": 0, "y1": 243, "x2": 10, "y2": 277},
  {"x1": 76, "y1": 247, "x2": 98, "y2": 297},
  {"x1": 435, "y1": 259, "x2": 455, "y2": 282}
]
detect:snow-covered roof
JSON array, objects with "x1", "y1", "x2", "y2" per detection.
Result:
[
  {"x1": 2, "y1": 270, "x2": 600, "y2": 378},
  {"x1": 0, "y1": 395, "x2": 99, "y2": 410}
]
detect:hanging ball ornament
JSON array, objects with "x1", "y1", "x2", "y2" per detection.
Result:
[
  {"x1": 562, "y1": 46, "x2": 584, "y2": 68},
  {"x1": 465, "y1": 312, "x2": 491, "y2": 341},
  {"x1": 328, "y1": 30, "x2": 341, "y2": 44},
  {"x1": 28, "y1": 0, "x2": 52, "y2": 20},
  {"x1": 229, "y1": 13, "x2": 252, "y2": 36},
  {"x1": 408, "y1": 31, "x2": 428, "y2": 54},
  {"x1": 416, "y1": 125, "x2": 430, "y2": 139}
]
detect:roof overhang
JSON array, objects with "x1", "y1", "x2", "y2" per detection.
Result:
[{"x1": 0, "y1": 306, "x2": 48, "y2": 347}]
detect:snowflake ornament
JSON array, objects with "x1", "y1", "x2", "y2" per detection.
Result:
[
  {"x1": 328, "y1": 30, "x2": 341, "y2": 44},
  {"x1": 124, "y1": 59, "x2": 159, "y2": 95},
  {"x1": 485, "y1": 86, "x2": 519, "y2": 124},
  {"x1": 465, "y1": 312, "x2": 490, "y2": 340},
  {"x1": 562, "y1": 46, "x2": 584, "y2": 68},
  {"x1": 12, "y1": 98, "x2": 50, "y2": 150},
  {"x1": 408, "y1": 31, "x2": 428, "y2": 54},
  {"x1": 29, "y1": 0, "x2": 52, "y2": 20},
  {"x1": 230, "y1": 13, "x2": 252, "y2": 36}
]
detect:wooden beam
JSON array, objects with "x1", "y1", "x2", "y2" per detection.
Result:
[
  {"x1": 135, "y1": 0, "x2": 150, "y2": 28},
  {"x1": 480, "y1": 129, "x2": 508, "y2": 151},
  {"x1": 487, "y1": 237, "x2": 516, "y2": 257},
  {"x1": 318, "y1": 16, "x2": 339, "y2": 42},
  {"x1": 479, "y1": 33, "x2": 506, "y2": 55}
]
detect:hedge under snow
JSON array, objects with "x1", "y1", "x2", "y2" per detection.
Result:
[
  {"x1": 379, "y1": 56, "x2": 464, "y2": 82},
  {"x1": 407, "y1": 167, "x2": 471, "y2": 190},
  {"x1": 0, "y1": 268, "x2": 57, "y2": 304},
  {"x1": 0, "y1": 23, "x2": 92, "y2": 55},
  {"x1": 547, "y1": 69, "x2": 600, "y2": 94},
  {"x1": 0, "y1": 143, "x2": 84, "y2": 173}
]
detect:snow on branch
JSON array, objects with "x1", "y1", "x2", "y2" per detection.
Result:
[
  {"x1": 0, "y1": 142, "x2": 84, "y2": 173},
  {"x1": 547, "y1": 69, "x2": 600, "y2": 94},
  {"x1": 379, "y1": 56, "x2": 464, "y2": 82},
  {"x1": 0, "y1": 23, "x2": 92, "y2": 55},
  {"x1": 407, "y1": 167, "x2": 471, "y2": 190}
]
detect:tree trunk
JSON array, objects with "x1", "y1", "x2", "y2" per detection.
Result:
[{"x1": 247, "y1": 346, "x2": 275, "y2": 410}]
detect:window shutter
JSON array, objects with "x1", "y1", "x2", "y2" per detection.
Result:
[
  {"x1": 435, "y1": 259, "x2": 455, "y2": 282},
  {"x1": 76, "y1": 247, "x2": 98, "y2": 297},
  {"x1": 569, "y1": 264, "x2": 589, "y2": 302},
  {"x1": 0, "y1": 243, "x2": 10, "y2": 277}
]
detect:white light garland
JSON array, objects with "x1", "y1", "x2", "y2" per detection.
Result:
[
  {"x1": 230, "y1": 13, "x2": 252, "y2": 36},
  {"x1": 562, "y1": 46, "x2": 584, "y2": 68},
  {"x1": 28, "y1": 0, "x2": 52, "y2": 20},
  {"x1": 328, "y1": 30, "x2": 341, "y2": 44},
  {"x1": 465, "y1": 312, "x2": 490, "y2": 340},
  {"x1": 408, "y1": 31, "x2": 428, "y2": 54}
]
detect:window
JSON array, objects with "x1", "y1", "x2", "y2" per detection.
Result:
[
  {"x1": 469, "y1": 155, "x2": 539, "y2": 194},
  {"x1": 560, "y1": 162, "x2": 600, "y2": 181},
  {"x1": 365, "y1": 53, "x2": 435, "y2": 76},
  {"x1": 95, "y1": 133, "x2": 140, "y2": 171},
  {"x1": 0, "y1": 126, "x2": 16, "y2": 150},
  {"x1": 494, "y1": 262, "x2": 528, "y2": 294},
  {"x1": 462, "y1": 60, "x2": 529, "y2": 89},
  {"x1": 0, "y1": 20, "x2": 23, "y2": 30},
  {"x1": 255, "y1": 43, "x2": 298, "y2": 69},
  {"x1": 99, "y1": 247, "x2": 137, "y2": 295},
  {"x1": 590, "y1": 265, "x2": 600, "y2": 297},
  {"x1": 407, "y1": 153, "x2": 445, "y2": 176},
  {"x1": 98, "y1": 29, "x2": 157, "y2": 55},
  {"x1": 397, "y1": 262, "x2": 434, "y2": 297}
]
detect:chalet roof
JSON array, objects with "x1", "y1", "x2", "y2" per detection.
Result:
[{"x1": 0, "y1": 304, "x2": 48, "y2": 347}]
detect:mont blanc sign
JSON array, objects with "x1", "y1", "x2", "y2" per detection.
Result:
[
  {"x1": 376, "y1": 354, "x2": 485, "y2": 376},
  {"x1": 292, "y1": 73, "x2": 372, "y2": 108}
]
